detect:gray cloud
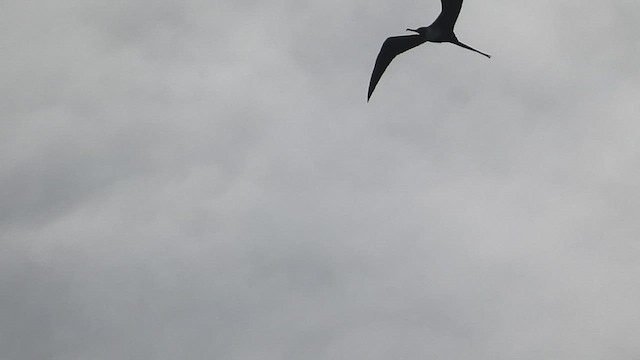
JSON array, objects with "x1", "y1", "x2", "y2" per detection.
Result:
[{"x1": 2, "y1": 0, "x2": 640, "y2": 359}]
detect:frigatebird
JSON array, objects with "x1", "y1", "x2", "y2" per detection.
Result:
[{"x1": 367, "y1": 0, "x2": 490, "y2": 101}]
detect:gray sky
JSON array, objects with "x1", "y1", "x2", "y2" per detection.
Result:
[{"x1": 2, "y1": 0, "x2": 640, "y2": 358}]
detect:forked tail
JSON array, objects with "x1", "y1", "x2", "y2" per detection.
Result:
[{"x1": 453, "y1": 40, "x2": 491, "y2": 58}]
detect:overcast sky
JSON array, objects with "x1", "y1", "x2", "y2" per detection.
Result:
[{"x1": 2, "y1": 0, "x2": 640, "y2": 358}]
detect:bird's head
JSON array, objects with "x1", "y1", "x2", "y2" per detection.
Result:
[{"x1": 406, "y1": 27, "x2": 428, "y2": 36}]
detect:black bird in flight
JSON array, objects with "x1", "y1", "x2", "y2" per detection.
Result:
[{"x1": 367, "y1": 0, "x2": 490, "y2": 101}]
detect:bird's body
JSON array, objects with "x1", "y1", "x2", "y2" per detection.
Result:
[{"x1": 367, "y1": 0, "x2": 490, "y2": 101}]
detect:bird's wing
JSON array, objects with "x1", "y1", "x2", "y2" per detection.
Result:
[
  {"x1": 431, "y1": 0, "x2": 464, "y2": 31},
  {"x1": 368, "y1": 35, "x2": 427, "y2": 101}
]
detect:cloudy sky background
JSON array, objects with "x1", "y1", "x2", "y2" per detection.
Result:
[{"x1": 2, "y1": 0, "x2": 640, "y2": 358}]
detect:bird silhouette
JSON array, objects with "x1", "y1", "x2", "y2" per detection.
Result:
[{"x1": 367, "y1": 0, "x2": 490, "y2": 101}]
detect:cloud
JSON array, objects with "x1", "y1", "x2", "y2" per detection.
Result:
[{"x1": 2, "y1": 0, "x2": 640, "y2": 359}]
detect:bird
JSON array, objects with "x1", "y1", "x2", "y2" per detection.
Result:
[{"x1": 367, "y1": 0, "x2": 491, "y2": 101}]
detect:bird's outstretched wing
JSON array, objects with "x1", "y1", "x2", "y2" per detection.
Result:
[
  {"x1": 368, "y1": 35, "x2": 427, "y2": 101},
  {"x1": 431, "y1": 0, "x2": 464, "y2": 31}
]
